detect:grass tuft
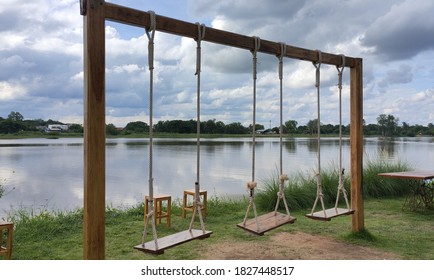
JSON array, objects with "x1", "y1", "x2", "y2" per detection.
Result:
[{"x1": 345, "y1": 228, "x2": 377, "y2": 242}]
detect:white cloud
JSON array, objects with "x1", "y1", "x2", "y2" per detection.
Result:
[
  {"x1": 0, "y1": 81, "x2": 27, "y2": 101},
  {"x1": 0, "y1": 0, "x2": 433, "y2": 128},
  {"x1": 361, "y1": 0, "x2": 434, "y2": 61}
]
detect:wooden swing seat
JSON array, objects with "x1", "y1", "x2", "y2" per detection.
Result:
[
  {"x1": 305, "y1": 207, "x2": 354, "y2": 221},
  {"x1": 134, "y1": 229, "x2": 212, "y2": 255},
  {"x1": 237, "y1": 212, "x2": 296, "y2": 236}
]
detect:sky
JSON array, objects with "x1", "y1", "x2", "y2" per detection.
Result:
[{"x1": 1, "y1": 0, "x2": 434, "y2": 128}]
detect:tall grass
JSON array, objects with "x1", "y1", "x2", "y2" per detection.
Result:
[
  {"x1": 256, "y1": 159, "x2": 412, "y2": 212},
  {"x1": 363, "y1": 158, "x2": 411, "y2": 197}
]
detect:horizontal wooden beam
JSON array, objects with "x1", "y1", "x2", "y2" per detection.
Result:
[{"x1": 104, "y1": 2, "x2": 357, "y2": 68}]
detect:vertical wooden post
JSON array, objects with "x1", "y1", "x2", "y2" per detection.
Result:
[
  {"x1": 83, "y1": 0, "x2": 106, "y2": 259},
  {"x1": 350, "y1": 58, "x2": 364, "y2": 232}
]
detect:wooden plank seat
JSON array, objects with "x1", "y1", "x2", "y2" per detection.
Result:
[
  {"x1": 237, "y1": 212, "x2": 296, "y2": 236},
  {"x1": 134, "y1": 229, "x2": 212, "y2": 255},
  {"x1": 305, "y1": 207, "x2": 355, "y2": 221}
]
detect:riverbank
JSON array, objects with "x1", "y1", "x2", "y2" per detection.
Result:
[{"x1": 0, "y1": 131, "x2": 351, "y2": 139}]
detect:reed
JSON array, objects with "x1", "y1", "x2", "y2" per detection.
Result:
[{"x1": 256, "y1": 159, "x2": 412, "y2": 212}]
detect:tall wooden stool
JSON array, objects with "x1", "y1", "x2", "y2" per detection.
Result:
[
  {"x1": 182, "y1": 189, "x2": 207, "y2": 219},
  {"x1": 145, "y1": 194, "x2": 171, "y2": 227},
  {"x1": 0, "y1": 222, "x2": 13, "y2": 260}
]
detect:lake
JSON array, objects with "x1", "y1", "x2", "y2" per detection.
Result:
[{"x1": 1, "y1": 136, "x2": 434, "y2": 217}]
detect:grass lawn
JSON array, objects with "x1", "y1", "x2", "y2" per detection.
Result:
[{"x1": 7, "y1": 196, "x2": 434, "y2": 260}]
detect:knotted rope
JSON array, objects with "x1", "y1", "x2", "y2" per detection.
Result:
[
  {"x1": 190, "y1": 23, "x2": 207, "y2": 233},
  {"x1": 142, "y1": 10, "x2": 159, "y2": 250},
  {"x1": 251, "y1": 36, "x2": 260, "y2": 184},
  {"x1": 309, "y1": 50, "x2": 327, "y2": 217},
  {"x1": 334, "y1": 54, "x2": 351, "y2": 210},
  {"x1": 273, "y1": 43, "x2": 291, "y2": 216},
  {"x1": 242, "y1": 36, "x2": 261, "y2": 230}
]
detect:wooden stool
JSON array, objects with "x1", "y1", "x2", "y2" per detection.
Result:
[
  {"x1": 182, "y1": 189, "x2": 207, "y2": 219},
  {"x1": 145, "y1": 194, "x2": 171, "y2": 227},
  {"x1": 0, "y1": 222, "x2": 13, "y2": 260}
]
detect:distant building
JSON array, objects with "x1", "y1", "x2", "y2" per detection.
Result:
[
  {"x1": 256, "y1": 128, "x2": 274, "y2": 134},
  {"x1": 45, "y1": 124, "x2": 69, "y2": 133}
]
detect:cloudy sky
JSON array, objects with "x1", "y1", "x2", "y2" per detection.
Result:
[{"x1": 1, "y1": 0, "x2": 434, "y2": 128}]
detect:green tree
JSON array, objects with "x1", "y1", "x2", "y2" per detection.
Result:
[
  {"x1": 364, "y1": 123, "x2": 381, "y2": 136},
  {"x1": 106, "y1": 123, "x2": 119, "y2": 135},
  {"x1": 68, "y1": 124, "x2": 84, "y2": 133},
  {"x1": 203, "y1": 119, "x2": 225, "y2": 134},
  {"x1": 7, "y1": 111, "x2": 24, "y2": 122},
  {"x1": 428, "y1": 123, "x2": 434, "y2": 136},
  {"x1": 225, "y1": 122, "x2": 248, "y2": 134},
  {"x1": 306, "y1": 119, "x2": 319, "y2": 135},
  {"x1": 124, "y1": 121, "x2": 149, "y2": 134},
  {"x1": 377, "y1": 114, "x2": 387, "y2": 136},
  {"x1": 248, "y1": 123, "x2": 265, "y2": 133},
  {"x1": 386, "y1": 114, "x2": 399, "y2": 136},
  {"x1": 0, "y1": 120, "x2": 25, "y2": 133},
  {"x1": 401, "y1": 122, "x2": 412, "y2": 136},
  {"x1": 284, "y1": 120, "x2": 298, "y2": 134}
]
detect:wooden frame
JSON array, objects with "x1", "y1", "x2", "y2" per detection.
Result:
[{"x1": 82, "y1": 0, "x2": 364, "y2": 259}]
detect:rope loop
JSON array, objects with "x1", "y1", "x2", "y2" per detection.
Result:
[
  {"x1": 312, "y1": 50, "x2": 322, "y2": 88},
  {"x1": 145, "y1": 11, "x2": 156, "y2": 71},
  {"x1": 252, "y1": 36, "x2": 261, "y2": 53},
  {"x1": 195, "y1": 22, "x2": 206, "y2": 42},
  {"x1": 251, "y1": 36, "x2": 261, "y2": 80},
  {"x1": 195, "y1": 23, "x2": 206, "y2": 75},
  {"x1": 336, "y1": 54, "x2": 345, "y2": 90},
  {"x1": 278, "y1": 42, "x2": 286, "y2": 80}
]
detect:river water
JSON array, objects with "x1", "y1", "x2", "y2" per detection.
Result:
[{"x1": 1, "y1": 137, "x2": 433, "y2": 217}]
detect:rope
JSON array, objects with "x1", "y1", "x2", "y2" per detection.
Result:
[
  {"x1": 141, "y1": 10, "x2": 158, "y2": 250},
  {"x1": 251, "y1": 36, "x2": 260, "y2": 183},
  {"x1": 337, "y1": 54, "x2": 345, "y2": 185},
  {"x1": 190, "y1": 23, "x2": 207, "y2": 233},
  {"x1": 273, "y1": 43, "x2": 291, "y2": 217},
  {"x1": 242, "y1": 36, "x2": 261, "y2": 231},
  {"x1": 334, "y1": 54, "x2": 351, "y2": 210},
  {"x1": 195, "y1": 23, "x2": 205, "y2": 185},
  {"x1": 278, "y1": 42, "x2": 286, "y2": 177},
  {"x1": 309, "y1": 50, "x2": 327, "y2": 217}
]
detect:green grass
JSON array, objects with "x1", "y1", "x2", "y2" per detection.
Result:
[
  {"x1": 6, "y1": 159, "x2": 434, "y2": 260},
  {"x1": 7, "y1": 195, "x2": 434, "y2": 260}
]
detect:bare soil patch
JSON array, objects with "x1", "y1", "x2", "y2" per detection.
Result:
[{"x1": 202, "y1": 232, "x2": 400, "y2": 260}]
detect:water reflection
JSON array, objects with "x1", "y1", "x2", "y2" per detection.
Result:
[
  {"x1": 0, "y1": 137, "x2": 433, "y2": 216},
  {"x1": 376, "y1": 138, "x2": 397, "y2": 159},
  {"x1": 284, "y1": 139, "x2": 296, "y2": 153}
]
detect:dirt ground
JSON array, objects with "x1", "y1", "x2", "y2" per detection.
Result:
[{"x1": 201, "y1": 232, "x2": 400, "y2": 260}]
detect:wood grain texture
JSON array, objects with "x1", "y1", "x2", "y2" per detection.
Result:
[
  {"x1": 237, "y1": 212, "x2": 296, "y2": 236},
  {"x1": 83, "y1": 0, "x2": 106, "y2": 260},
  {"x1": 134, "y1": 229, "x2": 212, "y2": 255},
  {"x1": 350, "y1": 58, "x2": 364, "y2": 233},
  {"x1": 104, "y1": 2, "x2": 357, "y2": 67}
]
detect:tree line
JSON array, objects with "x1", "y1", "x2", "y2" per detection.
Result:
[{"x1": 1, "y1": 111, "x2": 433, "y2": 137}]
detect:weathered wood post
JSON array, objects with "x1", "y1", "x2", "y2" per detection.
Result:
[
  {"x1": 350, "y1": 58, "x2": 364, "y2": 232},
  {"x1": 82, "y1": 0, "x2": 106, "y2": 260}
]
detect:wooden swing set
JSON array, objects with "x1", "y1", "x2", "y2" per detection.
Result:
[{"x1": 81, "y1": 0, "x2": 364, "y2": 260}]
